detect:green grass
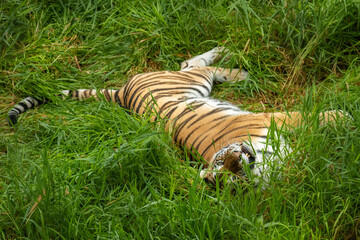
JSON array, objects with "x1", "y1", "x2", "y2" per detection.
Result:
[{"x1": 1, "y1": 0, "x2": 360, "y2": 239}]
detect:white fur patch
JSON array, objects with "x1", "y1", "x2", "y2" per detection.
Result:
[{"x1": 184, "y1": 97, "x2": 250, "y2": 115}]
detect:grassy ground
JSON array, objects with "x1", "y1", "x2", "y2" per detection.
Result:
[{"x1": 1, "y1": 0, "x2": 360, "y2": 239}]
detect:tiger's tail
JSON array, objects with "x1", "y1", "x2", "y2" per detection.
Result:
[
  {"x1": 7, "y1": 89, "x2": 125, "y2": 126},
  {"x1": 7, "y1": 97, "x2": 44, "y2": 126}
]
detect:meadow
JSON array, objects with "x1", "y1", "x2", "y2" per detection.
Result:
[{"x1": 1, "y1": 0, "x2": 360, "y2": 239}]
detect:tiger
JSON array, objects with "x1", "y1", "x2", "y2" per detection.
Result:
[{"x1": 7, "y1": 47, "x2": 343, "y2": 187}]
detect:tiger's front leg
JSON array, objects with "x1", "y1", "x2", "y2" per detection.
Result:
[
  {"x1": 181, "y1": 47, "x2": 248, "y2": 83},
  {"x1": 180, "y1": 47, "x2": 230, "y2": 70}
]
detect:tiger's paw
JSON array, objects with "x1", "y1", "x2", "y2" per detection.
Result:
[{"x1": 181, "y1": 47, "x2": 231, "y2": 71}]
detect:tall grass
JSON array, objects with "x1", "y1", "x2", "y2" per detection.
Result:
[{"x1": 1, "y1": 0, "x2": 359, "y2": 239}]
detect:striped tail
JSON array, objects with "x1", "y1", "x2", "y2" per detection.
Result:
[
  {"x1": 7, "y1": 97, "x2": 44, "y2": 126},
  {"x1": 7, "y1": 89, "x2": 125, "y2": 126}
]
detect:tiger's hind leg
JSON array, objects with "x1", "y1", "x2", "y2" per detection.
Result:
[{"x1": 181, "y1": 47, "x2": 248, "y2": 83}]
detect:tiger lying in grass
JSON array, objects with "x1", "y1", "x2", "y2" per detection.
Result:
[{"x1": 8, "y1": 47, "x2": 342, "y2": 187}]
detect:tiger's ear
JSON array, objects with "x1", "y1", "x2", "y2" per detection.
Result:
[{"x1": 200, "y1": 150, "x2": 243, "y2": 185}]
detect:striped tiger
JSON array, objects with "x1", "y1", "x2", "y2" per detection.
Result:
[{"x1": 7, "y1": 47, "x2": 343, "y2": 187}]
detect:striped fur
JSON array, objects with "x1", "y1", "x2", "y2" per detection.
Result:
[
  {"x1": 7, "y1": 47, "x2": 343, "y2": 186},
  {"x1": 8, "y1": 97, "x2": 44, "y2": 126}
]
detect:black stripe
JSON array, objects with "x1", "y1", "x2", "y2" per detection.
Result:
[
  {"x1": 128, "y1": 73, "x2": 211, "y2": 95},
  {"x1": 18, "y1": 102, "x2": 29, "y2": 110},
  {"x1": 213, "y1": 115, "x2": 231, "y2": 121},
  {"x1": 124, "y1": 72, "x2": 165, "y2": 104},
  {"x1": 216, "y1": 122, "x2": 265, "y2": 139},
  {"x1": 185, "y1": 71, "x2": 212, "y2": 86},
  {"x1": 163, "y1": 74, "x2": 212, "y2": 92},
  {"x1": 10, "y1": 108, "x2": 20, "y2": 114},
  {"x1": 115, "y1": 89, "x2": 121, "y2": 103},
  {"x1": 181, "y1": 125, "x2": 202, "y2": 146},
  {"x1": 123, "y1": 76, "x2": 138, "y2": 106},
  {"x1": 124, "y1": 71, "x2": 212, "y2": 108},
  {"x1": 67, "y1": 90, "x2": 73, "y2": 99},
  {"x1": 159, "y1": 100, "x2": 181, "y2": 113},
  {"x1": 168, "y1": 71, "x2": 209, "y2": 84},
  {"x1": 194, "y1": 134, "x2": 210, "y2": 152},
  {"x1": 201, "y1": 134, "x2": 267, "y2": 157},
  {"x1": 173, "y1": 114, "x2": 198, "y2": 143},
  {"x1": 127, "y1": 81, "x2": 163, "y2": 107},
  {"x1": 164, "y1": 106, "x2": 178, "y2": 119},
  {"x1": 133, "y1": 87, "x2": 205, "y2": 113},
  {"x1": 199, "y1": 58, "x2": 207, "y2": 65},
  {"x1": 187, "y1": 130, "x2": 209, "y2": 151},
  {"x1": 172, "y1": 102, "x2": 205, "y2": 124},
  {"x1": 24, "y1": 98, "x2": 35, "y2": 107},
  {"x1": 141, "y1": 96, "x2": 181, "y2": 116},
  {"x1": 14, "y1": 107, "x2": 24, "y2": 113},
  {"x1": 104, "y1": 89, "x2": 111, "y2": 101},
  {"x1": 132, "y1": 94, "x2": 143, "y2": 112},
  {"x1": 187, "y1": 107, "x2": 234, "y2": 128},
  {"x1": 173, "y1": 103, "x2": 206, "y2": 143}
]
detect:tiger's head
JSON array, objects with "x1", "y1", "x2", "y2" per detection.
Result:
[{"x1": 200, "y1": 143, "x2": 255, "y2": 187}]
